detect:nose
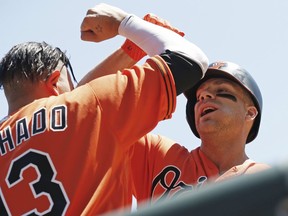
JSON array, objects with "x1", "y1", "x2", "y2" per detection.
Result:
[{"x1": 198, "y1": 90, "x2": 214, "y2": 101}]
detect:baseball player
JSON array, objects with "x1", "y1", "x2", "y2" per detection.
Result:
[
  {"x1": 130, "y1": 62, "x2": 270, "y2": 206},
  {"x1": 80, "y1": 11, "x2": 271, "y2": 209},
  {"x1": 0, "y1": 3, "x2": 208, "y2": 215}
]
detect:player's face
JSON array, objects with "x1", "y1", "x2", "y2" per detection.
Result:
[{"x1": 194, "y1": 78, "x2": 249, "y2": 138}]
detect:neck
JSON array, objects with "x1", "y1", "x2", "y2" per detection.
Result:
[
  {"x1": 200, "y1": 133, "x2": 248, "y2": 175},
  {"x1": 6, "y1": 81, "x2": 50, "y2": 115},
  {"x1": 8, "y1": 95, "x2": 37, "y2": 115}
]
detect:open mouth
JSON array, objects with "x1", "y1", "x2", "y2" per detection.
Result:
[{"x1": 201, "y1": 107, "x2": 216, "y2": 117}]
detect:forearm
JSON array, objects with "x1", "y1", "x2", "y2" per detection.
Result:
[
  {"x1": 119, "y1": 15, "x2": 208, "y2": 73},
  {"x1": 79, "y1": 4, "x2": 208, "y2": 93},
  {"x1": 77, "y1": 48, "x2": 136, "y2": 86},
  {"x1": 119, "y1": 15, "x2": 209, "y2": 95}
]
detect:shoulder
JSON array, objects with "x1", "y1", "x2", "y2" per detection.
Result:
[
  {"x1": 241, "y1": 159, "x2": 271, "y2": 174},
  {"x1": 135, "y1": 133, "x2": 176, "y2": 146},
  {"x1": 134, "y1": 133, "x2": 183, "y2": 153},
  {"x1": 216, "y1": 160, "x2": 270, "y2": 182}
]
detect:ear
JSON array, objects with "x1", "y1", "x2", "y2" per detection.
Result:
[
  {"x1": 245, "y1": 106, "x2": 258, "y2": 121},
  {"x1": 46, "y1": 71, "x2": 60, "y2": 95}
]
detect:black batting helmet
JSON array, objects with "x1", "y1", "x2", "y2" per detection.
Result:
[{"x1": 185, "y1": 61, "x2": 263, "y2": 143}]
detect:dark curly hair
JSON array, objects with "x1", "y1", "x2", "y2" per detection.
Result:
[{"x1": 0, "y1": 41, "x2": 77, "y2": 89}]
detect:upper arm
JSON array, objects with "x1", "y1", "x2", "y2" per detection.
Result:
[{"x1": 87, "y1": 56, "x2": 176, "y2": 150}]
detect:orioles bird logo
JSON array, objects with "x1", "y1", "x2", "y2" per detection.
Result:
[{"x1": 209, "y1": 62, "x2": 226, "y2": 70}]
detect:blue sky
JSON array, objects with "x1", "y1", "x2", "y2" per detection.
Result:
[{"x1": 1, "y1": 0, "x2": 288, "y2": 166}]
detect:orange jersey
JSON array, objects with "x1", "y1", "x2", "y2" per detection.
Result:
[
  {"x1": 0, "y1": 56, "x2": 176, "y2": 215},
  {"x1": 130, "y1": 133, "x2": 270, "y2": 206}
]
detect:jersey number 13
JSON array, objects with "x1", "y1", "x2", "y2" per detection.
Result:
[{"x1": 0, "y1": 149, "x2": 69, "y2": 215}]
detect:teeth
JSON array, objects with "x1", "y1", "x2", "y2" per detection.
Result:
[
  {"x1": 203, "y1": 107, "x2": 214, "y2": 112},
  {"x1": 201, "y1": 107, "x2": 215, "y2": 117}
]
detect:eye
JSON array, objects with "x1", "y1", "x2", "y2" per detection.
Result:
[{"x1": 216, "y1": 89, "x2": 237, "y2": 102}]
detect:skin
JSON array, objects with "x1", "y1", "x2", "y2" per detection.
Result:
[
  {"x1": 77, "y1": 49, "x2": 136, "y2": 86},
  {"x1": 5, "y1": 49, "x2": 137, "y2": 116},
  {"x1": 80, "y1": 3, "x2": 127, "y2": 43},
  {"x1": 79, "y1": 3, "x2": 264, "y2": 176},
  {"x1": 4, "y1": 61, "x2": 74, "y2": 115},
  {"x1": 4, "y1": 4, "x2": 133, "y2": 116},
  {"x1": 194, "y1": 78, "x2": 258, "y2": 174},
  {"x1": 79, "y1": 4, "x2": 261, "y2": 175},
  {"x1": 6, "y1": 3, "x2": 184, "y2": 114},
  {"x1": 77, "y1": 10, "x2": 185, "y2": 86}
]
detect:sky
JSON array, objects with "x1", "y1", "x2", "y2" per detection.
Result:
[{"x1": 0, "y1": 0, "x2": 288, "y2": 167}]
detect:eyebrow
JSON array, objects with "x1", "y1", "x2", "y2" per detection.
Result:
[
  {"x1": 201, "y1": 78, "x2": 241, "y2": 90},
  {"x1": 196, "y1": 79, "x2": 243, "y2": 99},
  {"x1": 198, "y1": 79, "x2": 238, "y2": 91},
  {"x1": 210, "y1": 79, "x2": 238, "y2": 86}
]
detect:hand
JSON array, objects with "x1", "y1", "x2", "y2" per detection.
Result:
[
  {"x1": 80, "y1": 3, "x2": 128, "y2": 42},
  {"x1": 121, "y1": 13, "x2": 185, "y2": 61},
  {"x1": 143, "y1": 13, "x2": 185, "y2": 37}
]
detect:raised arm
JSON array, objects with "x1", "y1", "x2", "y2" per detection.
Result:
[
  {"x1": 77, "y1": 48, "x2": 135, "y2": 86},
  {"x1": 80, "y1": 3, "x2": 209, "y2": 95},
  {"x1": 78, "y1": 13, "x2": 185, "y2": 86}
]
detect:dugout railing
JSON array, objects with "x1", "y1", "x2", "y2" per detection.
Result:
[{"x1": 109, "y1": 163, "x2": 288, "y2": 216}]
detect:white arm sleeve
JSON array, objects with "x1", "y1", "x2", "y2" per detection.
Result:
[{"x1": 118, "y1": 15, "x2": 209, "y2": 73}]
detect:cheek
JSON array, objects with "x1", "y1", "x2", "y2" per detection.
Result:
[
  {"x1": 194, "y1": 102, "x2": 200, "y2": 116},
  {"x1": 193, "y1": 104, "x2": 200, "y2": 123},
  {"x1": 222, "y1": 105, "x2": 236, "y2": 114},
  {"x1": 223, "y1": 103, "x2": 247, "y2": 122}
]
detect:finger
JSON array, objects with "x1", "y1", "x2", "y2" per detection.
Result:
[
  {"x1": 81, "y1": 31, "x2": 98, "y2": 42},
  {"x1": 143, "y1": 13, "x2": 157, "y2": 24},
  {"x1": 81, "y1": 15, "x2": 102, "y2": 32},
  {"x1": 86, "y1": 8, "x2": 96, "y2": 15},
  {"x1": 80, "y1": 16, "x2": 104, "y2": 42},
  {"x1": 150, "y1": 15, "x2": 171, "y2": 27},
  {"x1": 143, "y1": 13, "x2": 185, "y2": 37}
]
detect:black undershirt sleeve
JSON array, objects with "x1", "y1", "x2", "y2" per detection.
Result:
[{"x1": 160, "y1": 50, "x2": 203, "y2": 95}]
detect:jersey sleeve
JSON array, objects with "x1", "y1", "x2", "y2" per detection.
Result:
[{"x1": 86, "y1": 55, "x2": 176, "y2": 152}]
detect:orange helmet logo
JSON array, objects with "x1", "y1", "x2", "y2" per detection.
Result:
[{"x1": 209, "y1": 62, "x2": 226, "y2": 70}]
